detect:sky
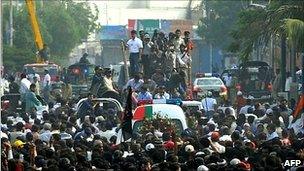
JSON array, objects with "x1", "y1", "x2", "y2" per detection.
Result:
[{"x1": 89, "y1": 0, "x2": 201, "y2": 25}]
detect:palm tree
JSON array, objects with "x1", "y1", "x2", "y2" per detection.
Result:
[
  {"x1": 284, "y1": 19, "x2": 304, "y2": 53},
  {"x1": 230, "y1": 0, "x2": 304, "y2": 61},
  {"x1": 282, "y1": 19, "x2": 304, "y2": 123}
]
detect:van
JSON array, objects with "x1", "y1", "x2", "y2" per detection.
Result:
[{"x1": 132, "y1": 104, "x2": 188, "y2": 135}]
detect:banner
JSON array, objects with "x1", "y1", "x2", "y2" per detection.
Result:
[
  {"x1": 128, "y1": 19, "x2": 137, "y2": 32},
  {"x1": 161, "y1": 19, "x2": 193, "y2": 34},
  {"x1": 98, "y1": 25, "x2": 127, "y2": 40},
  {"x1": 137, "y1": 19, "x2": 160, "y2": 35}
]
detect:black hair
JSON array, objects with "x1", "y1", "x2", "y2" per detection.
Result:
[{"x1": 131, "y1": 30, "x2": 137, "y2": 34}]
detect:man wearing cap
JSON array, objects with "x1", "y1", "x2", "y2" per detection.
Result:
[
  {"x1": 210, "y1": 131, "x2": 225, "y2": 154},
  {"x1": 127, "y1": 30, "x2": 143, "y2": 76},
  {"x1": 142, "y1": 33, "x2": 154, "y2": 78}
]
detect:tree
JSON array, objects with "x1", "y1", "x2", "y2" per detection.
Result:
[
  {"x1": 2, "y1": 0, "x2": 99, "y2": 72},
  {"x1": 2, "y1": 2, "x2": 52, "y2": 72},
  {"x1": 40, "y1": 1, "x2": 99, "y2": 57},
  {"x1": 229, "y1": 7, "x2": 268, "y2": 61},
  {"x1": 230, "y1": 0, "x2": 304, "y2": 61},
  {"x1": 197, "y1": 0, "x2": 246, "y2": 50},
  {"x1": 284, "y1": 19, "x2": 304, "y2": 52}
]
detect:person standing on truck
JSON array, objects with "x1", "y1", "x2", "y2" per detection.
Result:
[
  {"x1": 8, "y1": 75, "x2": 19, "y2": 112},
  {"x1": 42, "y1": 70, "x2": 51, "y2": 104},
  {"x1": 20, "y1": 73, "x2": 31, "y2": 111},
  {"x1": 39, "y1": 44, "x2": 50, "y2": 62},
  {"x1": 25, "y1": 83, "x2": 42, "y2": 113},
  {"x1": 142, "y1": 33, "x2": 154, "y2": 78},
  {"x1": 127, "y1": 30, "x2": 143, "y2": 77},
  {"x1": 32, "y1": 76, "x2": 40, "y2": 96},
  {"x1": 79, "y1": 53, "x2": 90, "y2": 64},
  {"x1": 137, "y1": 86, "x2": 153, "y2": 100},
  {"x1": 90, "y1": 66, "x2": 103, "y2": 96},
  {"x1": 124, "y1": 73, "x2": 144, "y2": 92}
]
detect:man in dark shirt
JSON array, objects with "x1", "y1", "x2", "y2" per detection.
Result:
[
  {"x1": 90, "y1": 66, "x2": 103, "y2": 96},
  {"x1": 8, "y1": 75, "x2": 19, "y2": 112}
]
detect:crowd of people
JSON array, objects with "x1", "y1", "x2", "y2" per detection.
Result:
[
  {"x1": 1, "y1": 87, "x2": 304, "y2": 170},
  {"x1": 123, "y1": 29, "x2": 194, "y2": 100},
  {"x1": 1, "y1": 29, "x2": 304, "y2": 171}
]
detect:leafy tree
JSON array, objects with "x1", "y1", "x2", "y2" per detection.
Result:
[
  {"x1": 197, "y1": 0, "x2": 246, "y2": 50},
  {"x1": 230, "y1": 0, "x2": 304, "y2": 61},
  {"x1": 3, "y1": 45, "x2": 35, "y2": 72},
  {"x1": 41, "y1": 1, "x2": 99, "y2": 57},
  {"x1": 2, "y1": 2, "x2": 52, "y2": 72},
  {"x1": 2, "y1": 0, "x2": 99, "y2": 72},
  {"x1": 229, "y1": 7, "x2": 268, "y2": 61},
  {"x1": 284, "y1": 19, "x2": 304, "y2": 52}
]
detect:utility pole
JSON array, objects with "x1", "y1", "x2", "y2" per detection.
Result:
[
  {"x1": 205, "y1": 0, "x2": 213, "y2": 73},
  {"x1": 210, "y1": 43, "x2": 213, "y2": 72},
  {"x1": 0, "y1": 0, "x2": 3, "y2": 68},
  {"x1": 281, "y1": 34, "x2": 287, "y2": 92},
  {"x1": 9, "y1": 0, "x2": 13, "y2": 46},
  {"x1": 0, "y1": 0, "x2": 2, "y2": 112}
]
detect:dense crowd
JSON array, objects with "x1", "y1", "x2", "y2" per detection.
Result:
[
  {"x1": 1, "y1": 91, "x2": 304, "y2": 170},
  {"x1": 1, "y1": 29, "x2": 304, "y2": 171}
]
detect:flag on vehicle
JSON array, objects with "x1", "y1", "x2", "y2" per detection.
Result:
[
  {"x1": 133, "y1": 105, "x2": 153, "y2": 120},
  {"x1": 120, "y1": 86, "x2": 133, "y2": 142}
]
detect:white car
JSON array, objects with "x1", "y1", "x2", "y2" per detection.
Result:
[
  {"x1": 181, "y1": 100, "x2": 203, "y2": 111},
  {"x1": 193, "y1": 74, "x2": 227, "y2": 99}
]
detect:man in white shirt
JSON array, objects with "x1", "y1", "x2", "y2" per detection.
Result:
[
  {"x1": 239, "y1": 99, "x2": 253, "y2": 114},
  {"x1": 43, "y1": 70, "x2": 51, "y2": 103},
  {"x1": 124, "y1": 74, "x2": 144, "y2": 92},
  {"x1": 127, "y1": 30, "x2": 143, "y2": 76},
  {"x1": 201, "y1": 91, "x2": 217, "y2": 119},
  {"x1": 19, "y1": 73, "x2": 31, "y2": 111},
  {"x1": 137, "y1": 86, "x2": 153, "y2": 100},
  {"x1": 266, "y1": 123, "x2": 279, "y2": 141}
]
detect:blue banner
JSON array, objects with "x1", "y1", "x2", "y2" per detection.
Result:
[{"x1": 98, "y1": 25, "x2": 128, "y2": 40}]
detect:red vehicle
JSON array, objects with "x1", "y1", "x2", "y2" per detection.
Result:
[{"x1": 23, "y1": 63, "x2": 60, "y2": 82}]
